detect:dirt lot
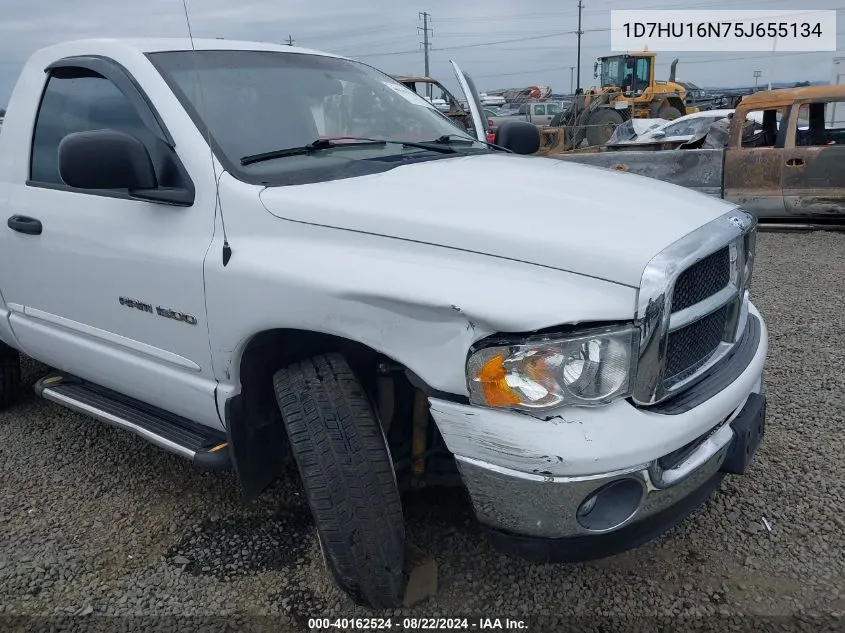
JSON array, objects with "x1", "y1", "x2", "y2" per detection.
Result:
[{"x1": 1, "y1": 231, "x2": 843, "y2": 632}]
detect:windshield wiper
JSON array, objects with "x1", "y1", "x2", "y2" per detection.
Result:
[
  {"x1": 431, "y1": 134, "x2": 476, "y2": 145},
  {"x1": 390, "y1": 139, "x2": 459, "y2": 154},
  {"x1": 430, "y1": 133, "x2": 509, "y2": 152},
  {"x1": 240, "y1": 138, "x2": 387, "y2": 166}
]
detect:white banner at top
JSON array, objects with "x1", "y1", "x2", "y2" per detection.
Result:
[{"x1": 609, "y1": 10, "x2": 836, "y2": 52}]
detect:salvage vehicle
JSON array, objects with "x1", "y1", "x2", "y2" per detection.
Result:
[
  {"x1": 488, "y1": 101, "x2": 566, "y2": 131},
  {"x1": 553, "y1": 86, "x2": 845, "y2": 220},
  {"x1": 392, "y1": 74, "x2": 471, "y2": 126},
  {"x1": 0, "y1": 39, "x2": 767, "y2": 608},
  {"x1": 607, "y1": 109, "x2": 736, "y2": 148}
]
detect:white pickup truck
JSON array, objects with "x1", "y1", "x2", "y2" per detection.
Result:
[{"x1": 0, "y1": 39, "x2": 767, "y2": 608}]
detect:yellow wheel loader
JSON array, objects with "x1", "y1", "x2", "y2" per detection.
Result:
[{"x1": 549, "y1": 52, "x2": 702, "y2": 150}]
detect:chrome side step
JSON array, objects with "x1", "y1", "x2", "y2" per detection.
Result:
[{"x1": 34, "y1": 373, "x2": 231, "y2": 471}]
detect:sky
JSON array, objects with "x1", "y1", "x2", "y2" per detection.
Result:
[{"x1": 1, "y1": 0, "x2": 843, "y2": 107}]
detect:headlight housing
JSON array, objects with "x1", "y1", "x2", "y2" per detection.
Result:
[{"x1": 466, "y1": 325, "x2": 639, "y2": 411}]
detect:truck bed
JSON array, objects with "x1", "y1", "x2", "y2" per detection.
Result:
[{"x1": 549, "y1": 149, "x2": 724, "y2": 198}]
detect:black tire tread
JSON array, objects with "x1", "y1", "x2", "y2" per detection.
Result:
[
  {"x1": 586, "y1": 108, "x2": 624, "y2": 146},
  {"x1": 660, "y1": 105, "x2": 683, "y2": 120},
  {"x1": 0, "y1": 346, "x2": 21, "y2": 411},
  {"x1": 273, "y1": 353, "x2": 405, "y2": 608}
]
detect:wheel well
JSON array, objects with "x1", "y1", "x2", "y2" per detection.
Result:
[
  {"x1": 226, "y1": 329, "x2": 457, "y2": 500},
  {"x1": 240, "y1": 330, "x2": 384, "y2": 424},
  {"x1": 227, "y1": 329, "x2": 386, "y2": 499}
]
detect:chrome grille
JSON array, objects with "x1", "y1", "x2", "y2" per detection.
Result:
[
  {"x1": 671, "y1": 247, "x2": 730, "y2": 313},
  {"x1": 665, "y1": 305, "x2": 729, "y2": 379},
  {"x1": 633, "y1": 210, "x2": 757, "y2": 406}
]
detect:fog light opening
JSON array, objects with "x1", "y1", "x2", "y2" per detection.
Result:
[
  {"x1": 576, "y1": 495, "x2": 597, "y2": 518},
  {"x1": 576, "y1": 478, "x2": 645, "y2": 532}
]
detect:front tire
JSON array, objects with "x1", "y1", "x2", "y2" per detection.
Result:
[
  {"x1": 660, "y1": 105, "x2": 683, "y2": 120},
  {"x1": 0, "y1": 345, "x2": 21, "y2": 411},
  {"x1": 586, "y1": 108, "x2": 624, "y2": 146},
  {"x1": 273, "y1": 353, "x2": 405, "y2": 608}
]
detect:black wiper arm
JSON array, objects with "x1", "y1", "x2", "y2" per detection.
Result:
[
  {"x1": 432, "y1": 134, "x2": 475, "y2": 145},
  {"x1": 240, "y1": 138, "x2": 387, "y2": 166},
  {"x1": 392, "y1": 139, "x2": 459, "y2": 154},
  {"x1": 430, "y1": 133, "x2": 510, "y2": 152}
]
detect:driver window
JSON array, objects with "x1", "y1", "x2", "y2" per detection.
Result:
[
  {"x1": 31, "y1": 69, "x2": 158, "y2": 185},
  {"x1": 534, "y1": 104, "x2": 545, "y2": 115}
]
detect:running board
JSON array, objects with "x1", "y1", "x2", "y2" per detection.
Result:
[{"x1": 34, "y1": 373, "x2": 231, "y2": 472}]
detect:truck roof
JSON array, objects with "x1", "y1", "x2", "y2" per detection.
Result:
[
  {"x1": 739, "y1": 84, "x2": 845, "y2": 109},
  {"x1": 30, "y1": 38, "x2": 344, "y2": 60}
]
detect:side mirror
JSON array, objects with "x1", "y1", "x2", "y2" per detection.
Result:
[
  {"x1": 59, "y1": 129, "x2": 156, "y2": 190},
  {"x1": 652, "y1": 129, "x2": 666, "y2": 138},
  {"x1": 58, "y1": 129, "x2": 193, "y2": 206},
  {"x1": 494, "y1": 120, "x2": 541, "y2": 155},
  {"x1": 594, "y1": 61, "x2": 599, "y2": 78}
]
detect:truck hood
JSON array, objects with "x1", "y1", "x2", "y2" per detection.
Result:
[{"x1": 259, "y1": 153, "x2": 736, "y2": 287}]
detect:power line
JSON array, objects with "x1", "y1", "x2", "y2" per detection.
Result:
[
  {"x1": 294, "y1": 23, "x2": 410, "y2": 42},
  {"x1": 472, "y1": 50, "x2": 828, "y2": 80}
]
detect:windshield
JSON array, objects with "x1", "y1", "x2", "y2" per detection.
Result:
[{"x1": 147, "y1": 50, "x2": 484, "y2": 184}]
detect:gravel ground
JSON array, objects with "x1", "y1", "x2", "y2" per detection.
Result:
[{"x1": 1, "y1": 231, "x2": 843, "y2": 632}]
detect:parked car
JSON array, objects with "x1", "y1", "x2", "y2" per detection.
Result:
[
  {"x1": 480, "y1": 93, "x2": 506, "y2": 107},
  {"x1": 0, "y1": 39, "x2": 767, "y2": 608},
  {"x1": 611, "y1": 109, "x2": 737, "y2": 146},
  {"x1": 554, "y1": 86, "x2": 843, "y2": 219},
  {"x1": 489, "y1": 101, "x2": 566, "y2": 131}
]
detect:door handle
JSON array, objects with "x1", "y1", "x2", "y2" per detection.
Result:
[
  {"x1": 7, "y1": 215, "x2": 43, "y2": 235},
  {"x1": 786, "y1": 158, "x2": 805, "y2": 167}
]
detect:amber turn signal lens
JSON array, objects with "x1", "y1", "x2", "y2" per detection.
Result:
[{"x1": 477, "y1": 355, "x2": 521, "y2": 407}]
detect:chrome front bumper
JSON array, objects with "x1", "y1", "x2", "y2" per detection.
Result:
[{"x1": 456, "y1": 388, "x2": 760, "y2": 541}]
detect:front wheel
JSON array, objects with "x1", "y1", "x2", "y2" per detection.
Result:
[
  {"x1": 660, "y1": 105, "x2": 683, "y2": 120},
  {"x1": 586, "y1": 108, "x2": 625, "y2": 146},
  {"x1": 273, "y1": 353, "x2": 405, "y2": 608}
]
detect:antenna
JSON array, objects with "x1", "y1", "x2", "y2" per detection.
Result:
[{"x1": 180, "y1": 0, "x2": 232, "y2": 266}]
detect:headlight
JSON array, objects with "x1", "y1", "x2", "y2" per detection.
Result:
[{"x1": 466, "y1": 325, "x2": 639, "y2": 411}]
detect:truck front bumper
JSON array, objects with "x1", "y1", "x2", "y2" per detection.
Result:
[{"x1": 428, "y1": 304, "x2": 767, "y2": 561}]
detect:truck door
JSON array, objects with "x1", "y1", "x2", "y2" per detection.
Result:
[
  {"x1": 0, "y1": 58, "x2": 221, "y2": 429},
  {"x1": 723, "y1": 106, "x2": 787, "y2": 218},
  {"x1": 533, "y1": 104, "x2": 547, "y2": 125},
  {"x1": 782, "y1": 100, "x2": 845, "y2": 218}
]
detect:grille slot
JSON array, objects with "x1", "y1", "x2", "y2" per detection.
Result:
[
  {"x1": 671, "y1": 247, "x2": 730, "y2": 313},
  {"x1": 665, "y1": 305, "x2": 728, "y2": 380}
]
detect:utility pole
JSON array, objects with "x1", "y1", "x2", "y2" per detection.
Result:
[
  {"x1": 576, "y1": 0, "x2": 584, "y2": 92},
  {"x1": 568, "y1": 66, "x2": 575, "y2": 94},
  {"x1": 753, "y1": 70, "x2": 761, "y2": 89},
  {"x1": 285, "y1": 34, "x2": 294, "y2": 46},
  {"x1": 418, "y1": 12, "x2": 433, "y2": 98}
]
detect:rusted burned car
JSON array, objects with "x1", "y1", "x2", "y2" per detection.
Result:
[
  {"x1": 552, "y1": 86, "x2": 845, "y2": 220},
  {"x1": 392, "y1": 74, "x2": 473, "y2": 129}
]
